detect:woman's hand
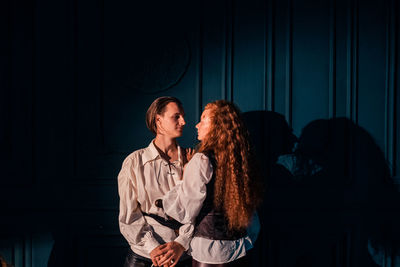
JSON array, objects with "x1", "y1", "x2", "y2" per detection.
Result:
[
  {"x1": 185, "y1": 148, "x2": 195, "y2": 162},
  {"x1": 182, "y1": 148, "x2": 195, "y2": 174},
  {"x1": 156, "y1": 241, "x2": 185, "y2": 267}
]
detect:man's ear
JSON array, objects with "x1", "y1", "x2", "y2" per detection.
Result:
[{"x1": 155, "y1": 114, "x2": 161, "y2": 123}]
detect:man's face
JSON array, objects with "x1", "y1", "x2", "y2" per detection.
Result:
[{"x1": 156, "y1": 102, "x2": 186, "y2": 138}]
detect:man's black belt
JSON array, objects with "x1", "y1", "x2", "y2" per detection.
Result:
[{"x1": 142, "y1": 212, "x2": 183, "y2": 230}]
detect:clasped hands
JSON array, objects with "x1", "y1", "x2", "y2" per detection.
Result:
[
  {"x1": 149, "y1": 148, "x2": 192, "y2": 266},
  {"x1": 150, "y1": 241, "x2": 185, "y2": 267}
]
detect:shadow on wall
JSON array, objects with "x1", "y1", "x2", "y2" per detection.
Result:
[
  {"x1": 243, "y1": 112, "x2": 400, "y2": 267},
  {"x1": 242, "y1": 110, "x2": 298, "y2": 267}
]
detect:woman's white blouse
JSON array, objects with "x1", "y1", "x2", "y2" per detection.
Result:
[
  {"x1": 118, "y1": 141, "x2": 194, "y2": 259},
  {"x1": 162, "y1": 153, "x2": 260, "y2": 264}
]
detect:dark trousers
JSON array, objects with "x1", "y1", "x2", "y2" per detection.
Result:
[
  {"x1": 192, "y1": 256, "x2": 249, "y2": 267},
  {"x1": 124, "y1": 249, "x2": 192, "y2": 267}
]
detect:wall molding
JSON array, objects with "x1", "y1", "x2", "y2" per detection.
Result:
[
  {"x1": 285, "y1": 0, "x2": 293, "y2": 126},
  {"x1": 329, "y1": 0, "x2": 337, "y2": 118},
  {"x1": 224, "y1": 0, "x2": 234, "y2": 102},
  {"x1": 385, "y1": 0, "x2": 398, "y2": 176},
  {"x1": 265, "y1": 0, "x2": 275, "y2": 111},
  {"x1": 195, "y1": 2, "x2": 204, "y2": 121},
  {"x1": 346, "y1": 0, "x2": 359, "y2": 123}
]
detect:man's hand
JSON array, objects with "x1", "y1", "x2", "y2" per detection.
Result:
[
  {"x1": 150, "y1": 244, "x2": 168, "y2": 266},
  {"x1": 157, "y1": 241, "x2": 185, "y2": 267}
]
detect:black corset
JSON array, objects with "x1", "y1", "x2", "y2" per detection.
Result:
[{"x1": 194, "y1": 163, "x2": 247, "y2": 240}]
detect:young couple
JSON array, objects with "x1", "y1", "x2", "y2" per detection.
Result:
[{"x1": 118, "y1": 97, "x2": 262, "y2": 267}]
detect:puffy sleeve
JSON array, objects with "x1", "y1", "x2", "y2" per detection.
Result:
[
  {"x1": 162, "y1": 153, "x2": 214, "y2": 224},
  {"x1": 118, "y1": 155, "x2": 160, "y2": 254}
]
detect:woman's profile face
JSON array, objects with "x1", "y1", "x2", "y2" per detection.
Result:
[
  {"x1": 156, "y1": 102, "x2": 186, "y2": 138},
  {"x1": 196, "y1": 108, "x2": 213, "y2": 141}
]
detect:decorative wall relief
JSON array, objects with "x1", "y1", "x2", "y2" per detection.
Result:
[{"x1": 124, "y1": 35, "x2": 191, "y2": 93}]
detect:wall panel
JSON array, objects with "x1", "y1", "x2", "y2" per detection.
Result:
[
  {"x1": 273, "y1": 0, "x2": 292, "y2": 121},
  {"x1": 345, "y1": 0, "x2": 359, "y2": 123},
  {"x1": 328, "y1": 0, "x2": 337, "y2": 118},
  {"x1": 291, "y1": 0, "x2": 331, "y2": 135},
  {"x1": 357, "y1": 0, "x2": 386, "y2": 151},
  {"x1": 34, "y1": 0, "x2": 74, "y2": 184},
  {"x1": 387, "y1": 0, "x2": 399, "y2": 178},
  {"x1": 334, "y1": 0, "x2": 350, "y2": 118},
  {"x1": 0, "y1": 0, "x2": 34, "y2": 186},
  {"x1": 200, "y1": 0, "x2": 226, "y2": 105},
  {"x1": 395, "y1": 0, "x2": 400, "y2": 179},
  {"x1": 232, "y1": 0, "x2": 266, "y2": 112},
  {"x1": 265, "y1": 0, "x2": 275, "y2": 111},
  {"x1": 75, "y1": 0, "x2": 108, "y2": 181}
]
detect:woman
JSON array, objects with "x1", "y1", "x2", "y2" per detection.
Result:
[
  {"x1": 118, "y1": 96, "x2": 193, "y2": 267},
  {"x1": 157, "y1": 100, "x2": 262, "y2": 266}
]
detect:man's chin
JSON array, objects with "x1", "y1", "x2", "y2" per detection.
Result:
[{"x1": 175, "y1": 131, "x2": 183, "y2": 137}]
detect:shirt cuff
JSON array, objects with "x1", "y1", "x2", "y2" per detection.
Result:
[
  {"x1": 174, "y1": 234, "x2": 191, "y2": 251},
  {"x1": 144, "y1": 235, "x2": 161, "y2": 254}
]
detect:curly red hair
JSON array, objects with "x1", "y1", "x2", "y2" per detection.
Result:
[{"x1": 198, "y1": 100, "x2": 262, "y2": 230}]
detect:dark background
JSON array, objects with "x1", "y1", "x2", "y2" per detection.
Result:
[{"x1": 1, "y1": 0, "x2": 399, "y2": 266}]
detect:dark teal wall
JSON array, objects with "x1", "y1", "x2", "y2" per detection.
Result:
[{"x1": 0, "y1": 0, "x2": 399, "y2": 266}]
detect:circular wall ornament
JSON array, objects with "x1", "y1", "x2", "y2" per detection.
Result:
[{"x1": 124, "y1": 35, "x2": 191, "y2": 94}]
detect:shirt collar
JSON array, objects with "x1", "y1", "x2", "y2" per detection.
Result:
[{"x1": 142, "y1": 140, "x2": 182, "y2": 165}]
